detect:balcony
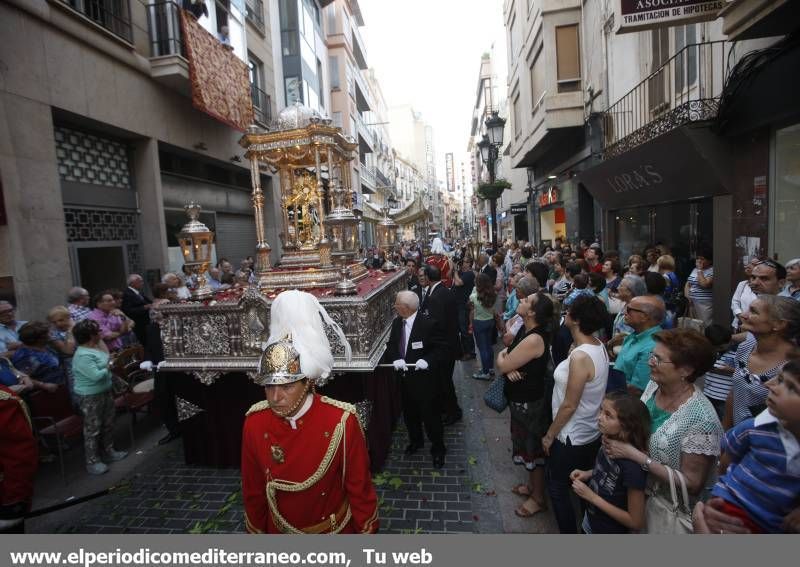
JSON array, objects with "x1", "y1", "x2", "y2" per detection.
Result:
[
  {"x1": 602, "y1": 41, "x2": 728, "y2": 158},
  {"x1": 375, "y1": 167, "x2": 393, "y2": 189},
  {"x1": 354, "y1": 114, "x2": 375, "y2": 153},
  {"x1": 359, "y1": 164, "x2": 377, "y2": 194},
  {"x1": 147, "y1": 1, "x2": 190, "y2": 94},
  {"x1": 59, "y1": 0, "x2": 133, "y2": 43},
  {"x1": 251, "y1": 84, "x2": 272, "y2": 127},
  {"x1": 245, "y1": 0, "x2": 266, "y2": 34},
  {"x1": 351, "y1": 24, "x2": 368, "y2": 70}
]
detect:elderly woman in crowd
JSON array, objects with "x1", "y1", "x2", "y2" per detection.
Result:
[
  {"x1": 66, "y1": 287, "x2": 92, "y2": 323},
  {"x1": 604, "y1": 328, "x2": 723, "y2": 533},
  {"x1": 11, "y1": 322, "x2": 65, "y2": 391},
  {"x1": 724, "y1": 295, "x2": 800, "y2": 429},
  {"x1": 781, "y1": 258, "x2": 800, "y2": 300},
  {"x1": 544, "y1": 295, "x2": 610, "y2": 533},
  {"x1": 497, "y1": 290, "x2": 555, "y2": 518},
  {"x1": 88, "y1": 291, "x2": 132, "y2": 353}
]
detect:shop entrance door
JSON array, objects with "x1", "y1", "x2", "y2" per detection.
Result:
[{"x1": 614, "y1": 199, "x2": 712, "y2": 282}]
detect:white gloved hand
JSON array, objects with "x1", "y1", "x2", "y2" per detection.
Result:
[
  {"x1": 139, "y1": 361, "x2": 153, "y2": 372},
  {"x1": 392, "y1": 359, "x2": 408, "y2": 371},
  {"x1": 156, "y1": 360, "x2": 168, "y2": 371},
  {"x1": 415, "y1": 359, "x2": 429, "y2": 371}
]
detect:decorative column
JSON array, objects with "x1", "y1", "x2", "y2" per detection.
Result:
[{"x1": 249, "y1": 155, "x2": 272, "y2": 274}]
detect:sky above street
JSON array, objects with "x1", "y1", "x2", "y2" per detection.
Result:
[{"x1": 360, "y1": 0, "x2": 506, "y2": 172}]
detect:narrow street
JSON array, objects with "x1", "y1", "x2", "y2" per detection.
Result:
[{"x1": 28, "y1": 356, "x2": 556, "y2": 534}]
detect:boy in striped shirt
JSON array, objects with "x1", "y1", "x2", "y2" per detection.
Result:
[{"x1": 711, "y1": 359, "x2": 800, "y2": 533}]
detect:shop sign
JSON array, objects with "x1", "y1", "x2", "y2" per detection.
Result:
[
  {"x1": 753, "y1": 175, "x2": 767, "y2": 204},
  {"x1": 605, "y1": 164, "x2": 664, "y2": 194},
  {"x1": 510, "y1": 204, "x2": 528, "y2": 215},
  {"x1": 538, "y1": 187, "x2": 559, "y2": 208},
  {"x1": 615, "y1": 0, "x2": 725, "y2": 34}
]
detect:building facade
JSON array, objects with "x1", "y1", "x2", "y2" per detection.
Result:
[{"x1": 1, "y1": 0, "x2": 281, "y2": 314}]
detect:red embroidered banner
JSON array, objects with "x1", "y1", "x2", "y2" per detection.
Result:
[{"x1": 180, "y1": 10, "x2": 254, "y2": 131}]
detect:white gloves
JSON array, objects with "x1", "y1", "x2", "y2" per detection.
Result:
[
  {"x1": 156, "y1": 360, "x2": 168, "y2": 370},
  {"x1": 392, "y1": 359, "x2": 408, "y2": 371},
  {"x1": 415, "y1": 359, "x2": 429, "y2": 371},
  {"x1": 139, "y1": 361, "x2": 153, "y2": 371}
]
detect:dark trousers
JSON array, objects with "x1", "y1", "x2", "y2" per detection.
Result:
[
  {"x1": 473, "y1": 319, "x2": 495, "y2": 373},
  {"x1": 400, "y1": 373, "x2": 445, "y2": 455},
  {"x1": 154, "y1": 372, "x2": 179, "y2": 435},
  {"x1": 546, "y1": 436, "x2": 602, "y2": 533},
  {"x1": 458, "y1": 304, "x2": 474, "y2": 355},
  {"x1": 438, "y1": 358, "x2": 461, "y2": 419}
]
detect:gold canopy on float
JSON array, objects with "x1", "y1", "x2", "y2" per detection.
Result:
[{"x1": 239, "y1": 103, "x2": 367, "y2": 290}]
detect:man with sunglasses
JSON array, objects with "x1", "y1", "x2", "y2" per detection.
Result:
[{"x1": 611, "y1": 295, "x2": 665, "y2": 396}]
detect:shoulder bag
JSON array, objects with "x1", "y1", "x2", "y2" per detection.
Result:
[
  {"x1": 645, "y1": 466, "x2": 693, "y2": 534},
  {"x1": 483, "y1": 375, "x2": 508, "y2": 413}
]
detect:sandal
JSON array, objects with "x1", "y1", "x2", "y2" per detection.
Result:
[
  {"x1": 511, "y1": 484, "x2": 532, "y2": 497},
  {"x1": 514, "y1": 498, "x2": 546, "y2": 518}
]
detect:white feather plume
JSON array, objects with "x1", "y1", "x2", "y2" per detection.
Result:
[{"x1": 267, "y1": 289, "x2": 352, "y2": 384}]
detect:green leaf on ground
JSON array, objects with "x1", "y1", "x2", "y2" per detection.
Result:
[
  {"x1": 468, "y1": 456, "x2": 478, "y2": 466},
  {"x1": 388, "y1": 477, "x2": 404, "y2": 490},
  {"x1": 472, "y1": 482, "x2": 483, "y2": 493},
  {"x1": 430, "y1": 471, "x2": 441, "y2": 478}
]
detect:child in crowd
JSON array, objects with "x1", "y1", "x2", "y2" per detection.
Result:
[
  {"x1": 701, "y1": 324, "x2": 735, "y2": 421},
  {"x1": 570, "y1": 392, "x2": 650, "y2": 533},
  {"x1": 71, "y1": 319, "x2": 128, "y2": 475},
  {"x1": 710, "y1": 359, "x2": 800, "y2": 533}
]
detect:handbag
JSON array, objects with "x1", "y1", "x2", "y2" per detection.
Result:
[
  {"x1": 483, "y1": 375, "x2": 508, "y2": 413},
  {"x1": 645, "y1": 466, "x2": 693, "y2": 534}
]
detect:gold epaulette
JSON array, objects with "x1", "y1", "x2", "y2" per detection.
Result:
[
  {"x1": 246, "y1": 400, "x2": 271, "y2": 416},
  {"x1": 320, "y1": 396, "x2": 356, "y2": 415}
]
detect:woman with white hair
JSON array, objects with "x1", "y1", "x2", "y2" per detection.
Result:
[{"x1": 780, "y1": 258, "x2": 800, "y2": 300}]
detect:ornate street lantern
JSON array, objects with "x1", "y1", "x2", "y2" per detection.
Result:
[
  {"x1": 485, "y1": 111, "x2": 506, "y2": 146},
  {"x1": 377, "y1": 206, "x2": 398, "y2": 271},
  {"x1": 176, "y1": 202, "x2": 215, "y2": 300},
  {"x1": 477, "y1": 135, "x2": 491, "y2": 164}
]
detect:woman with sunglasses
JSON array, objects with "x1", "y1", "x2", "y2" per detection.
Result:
[
  {"x1": 604, "y1": 328, "x2": 723, "y2": 532},
  {"x1": 723, "y1": 295, "x2": 800, "y2": 429}
]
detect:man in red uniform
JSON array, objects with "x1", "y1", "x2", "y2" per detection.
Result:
[
  {"x1": 241, "y1": 290, "x2": 378, "y2": 534},
  {"x1": 0, "y1": 385, "x2": 38, "y2": 533},
  {"x1": 424, "y1": 237, "x2": 454, "y2": 288}
]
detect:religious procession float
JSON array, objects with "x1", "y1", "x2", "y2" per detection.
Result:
[{"x1": 158, "y1": 104, "x2": 406, "y2": 468}]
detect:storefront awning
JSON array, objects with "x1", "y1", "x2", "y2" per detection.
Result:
[
  {"x1": 392, "y1": 196, "x2": 430, "y2": 225},
  {"x1": 578, "y1": 125, "x2": 734, "y2": 210}
]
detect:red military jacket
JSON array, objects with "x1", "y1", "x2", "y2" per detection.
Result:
[
  {"x1": 425, "y1": 254, "x2": 453, "y2": 288},
  {"x1": 241, "y1": 394, "x2": 378, "y2": 534},
  {"x1": 0, "y1": 385, "x2": 38, "y2": 507}
]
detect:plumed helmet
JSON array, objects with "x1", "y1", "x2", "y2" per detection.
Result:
[
  {"x1": 263, "y1": 289, "x2": 352, "y2": 388},
  {"x1": 255, "y1": 335, "x2": 305, "y2": 386}
]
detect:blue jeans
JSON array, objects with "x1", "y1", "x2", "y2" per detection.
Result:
[
  {"x1": 473, "y1": 319, "x2": 495, "y2": 373},
  {"x1": 546, "y1": 436, "x2": 601, "y2": 533}
]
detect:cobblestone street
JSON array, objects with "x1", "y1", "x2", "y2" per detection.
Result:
[{"x1": 28, "y1": 357, "x2": 555, "y2": 534}]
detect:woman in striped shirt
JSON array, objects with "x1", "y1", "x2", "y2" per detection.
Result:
[{"x1": 684, "y1": 247, "x2": 714, "y2": 327}]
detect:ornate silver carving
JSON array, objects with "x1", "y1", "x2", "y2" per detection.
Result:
[
  {"x1": 194, "y1": 370, "x2": 222, "y2": 386},
  {"x1": 183, "y1": 315, "x2": 230, "y2": 355},
  {"x1": 176, "y1": 396, "x2": 205, "y2": 421},
  {"x1": 354, "y1": 399, "x2": 373, "y2": 431}
]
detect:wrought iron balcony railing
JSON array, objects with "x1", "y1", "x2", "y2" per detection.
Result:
[
  {"x1": 251, "y1": 84, "x2": 272, "y2": 126},
  {"x1": 60, "y1": 0, "x2": 133, "y2": 42},
  {"x1": 601, "y1": 40, "x2": 728, "y2": 158},
  {"x1": 245, "y1": 0, "x2": 266, "y2": 34},
  {"x1": 147, "y1": 0, "x2": 185, "y2": 57},
  {"x1": 375, "y1": 168, "x2": 393, "y2": 189}
]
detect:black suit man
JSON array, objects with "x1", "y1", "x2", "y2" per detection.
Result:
[
  {"x1": 406, "y1": 259, "x2": 422, "y2": 301},
  {"x1": 121, "y1": 274, "x2": 152, "y2": 347},
  {"x1": 384, "y1": 290, "x2": 447, "y2": 468},
  {"x1": 420, "y1": 265, "x2": 463, "y2": 425}
]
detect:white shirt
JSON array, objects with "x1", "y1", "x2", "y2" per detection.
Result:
[
  {"x1": 285, "y1": 393, "x2": 313, "y2": 430},
  {"x1": 551, "y1": 341, "x2": 609, "y2": 445},
  {"x1": 127, "y1": 286, "x2": 141, "y2": 297},
  {"x1": 731, "y1": 280, "x2": 757, "y2": 321},
  {"x1": 401, "y1": 311, "x2": 417, "y2": 356}
]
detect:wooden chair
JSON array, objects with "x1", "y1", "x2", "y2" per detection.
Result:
[
  {"x1": 27, "y1": 386, "x2": 83, "y2": 482},
  {"x1": 111, "y1": 346, "x2": 154, "y2": 447}
]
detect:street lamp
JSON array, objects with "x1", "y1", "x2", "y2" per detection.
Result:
[
  {"x1": 478, "y1": 111, "x2": 506, "y2": 249},
  {"x1": 176, "y1": 202, "x2": 215, "y2": 300}
]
